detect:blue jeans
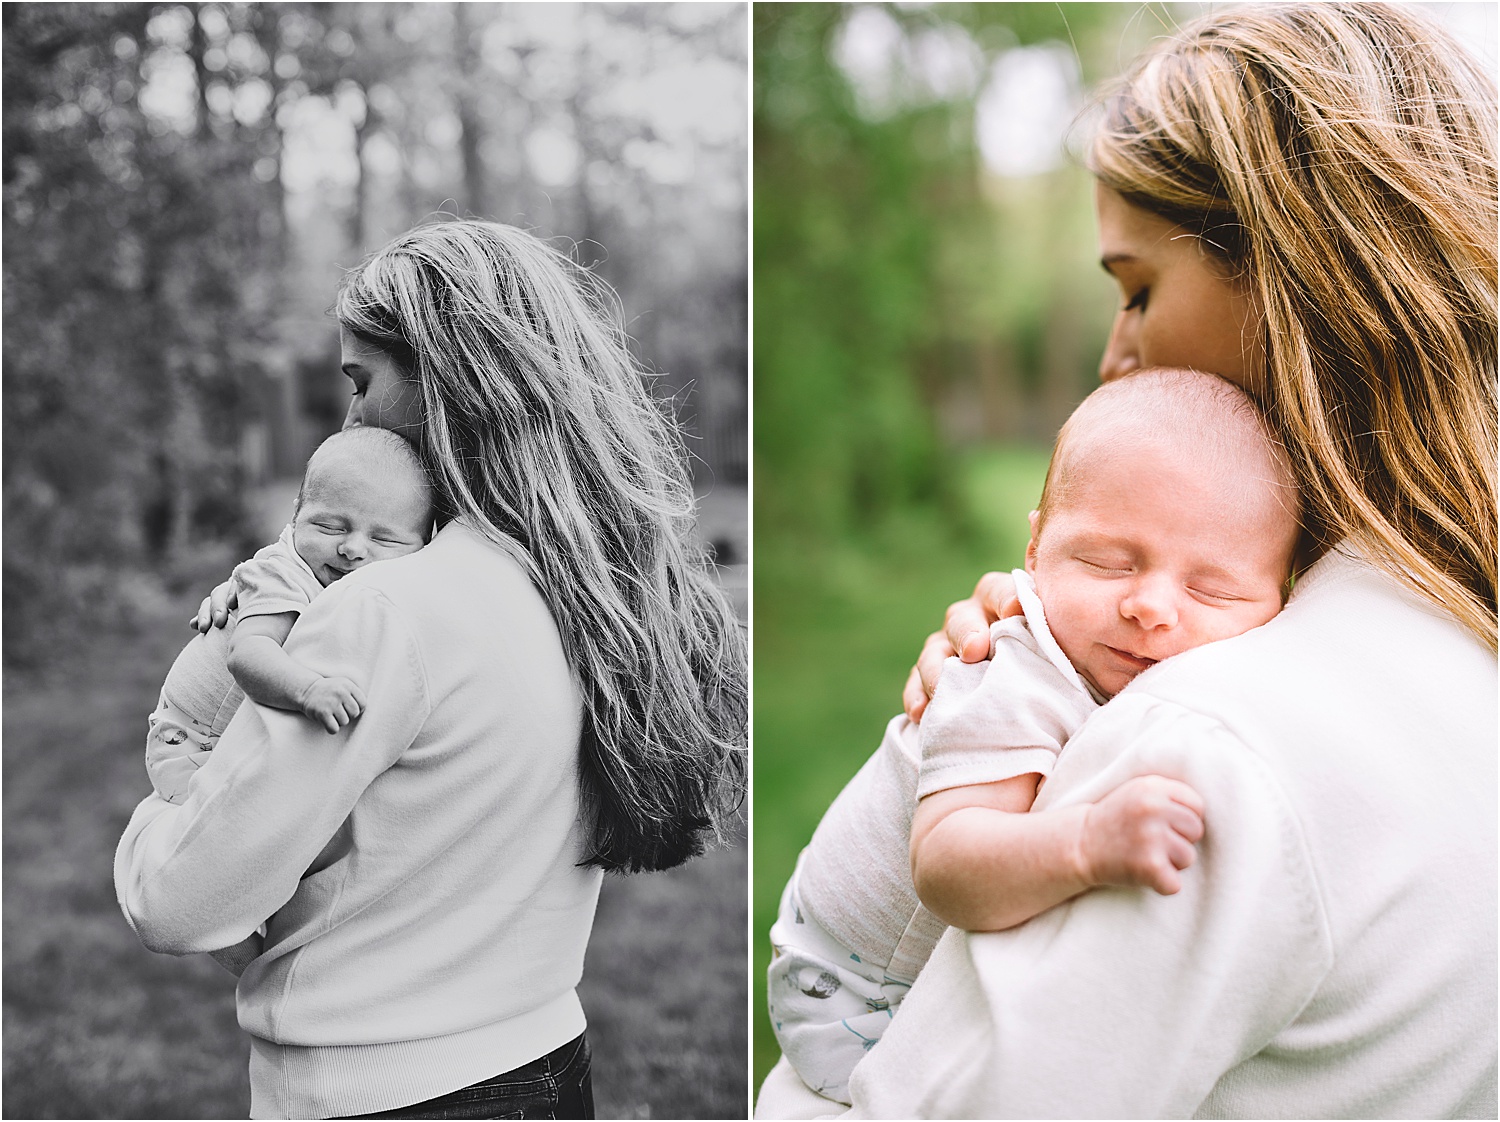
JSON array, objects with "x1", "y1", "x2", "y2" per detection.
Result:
[{"x1": 332, "y1": 1034, "x2": 594, "y2": 1120}]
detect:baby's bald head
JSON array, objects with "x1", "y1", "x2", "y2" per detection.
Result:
[
  {"x1": 1036, "y1": 367, "x2": 1299, "y2": 558},
  {"x1": 296, "y1": 427, "x2": 433, "y2": 535}
]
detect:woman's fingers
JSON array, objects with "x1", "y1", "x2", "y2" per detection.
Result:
[
  {"x1": 943, "y1": 572, "x2": 1018, "y2": 662},
  {"x1": 907, "y1": 571, "x2": 1022, "y2": 721},
  {"x1": 902, "y1": 665, "x2": 930, "y2": 722},
  {"x1": 943, "y1": 598, "x2": 992, "y2": 664},
  {"x1": 975, "y1": 570, "x2": 1021, "y2": 621},
  {"x1": 208, "y1": 580, "x2": 237, "y2": 628},
  {"x1": 191, "y1": 596, "x2": 214, "y2": 633},
  {"x1": 915, "y1": 630, "x2": 957, "y2": 705},
  {"x1": 191, "y1": 581, "x2": 238, "y2": 632}
]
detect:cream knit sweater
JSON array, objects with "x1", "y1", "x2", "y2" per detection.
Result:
[
  {"x1": 117, "y1": 520, "x2": 603, "y2": 1119},
  {"x1": 758, "y1": 546, "x2": 1497, "y2": 1119}
]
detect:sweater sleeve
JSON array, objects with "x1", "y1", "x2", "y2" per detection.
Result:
[
  {"x1": 114, "y1": 581, "x2": 431, "y2": 955},
  {"x1": 839, "y1": 694, "x2": 1334, "y2": 1119}
]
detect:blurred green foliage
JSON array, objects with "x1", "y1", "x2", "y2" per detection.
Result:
[
  {"x1": 751, "y1": 1, "x2": 1176, "y2": 1095},
  {"x1": 752, "y1": 447, "x2": 1050, "y2": 1091}
]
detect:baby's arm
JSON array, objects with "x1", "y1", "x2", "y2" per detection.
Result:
[
  {"x1": 910, "y1": 773, "x2": 1205, "y2": 932},
  {"x1": 226, "y1": 613, "x2": 365, "y2": 734}
]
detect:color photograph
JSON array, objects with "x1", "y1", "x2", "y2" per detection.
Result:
[{"x1": 752, "y1": 2, "x2": 1497, "y2": 1117}]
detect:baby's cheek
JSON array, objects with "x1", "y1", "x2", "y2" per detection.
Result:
[{"x1": 1043, "y1": 601, "x2": 1094, "y2": 668}]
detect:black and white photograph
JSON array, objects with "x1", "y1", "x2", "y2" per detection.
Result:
[{"x1": 4, "y1": 3, "x2": 748, "y2": 1119}]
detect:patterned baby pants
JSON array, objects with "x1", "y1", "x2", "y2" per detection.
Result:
[
  {"x1": 143, "y1": 691, "x2": 222, "y2": 804},
  {"x1": 767, "y1": 867, "x2": 915, "y2": 1104}
]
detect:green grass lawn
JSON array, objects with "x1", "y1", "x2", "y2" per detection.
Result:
[
  {"x1": 4, "y1": 566, "x2": 747, "y2": 1120},
  {"x1": 751, "y1": 443, "x2": 1051, "y2": 1096}
]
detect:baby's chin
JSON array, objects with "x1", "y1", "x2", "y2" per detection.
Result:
[{"x1": 1080, "y1": 649, "x2": 1162, "y2": 699}]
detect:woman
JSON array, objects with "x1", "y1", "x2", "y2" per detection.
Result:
[
  {"x1": 116, "y1": 221, "x2": 747, "y2": 1120},
  {"x1": 759, "y1": 4, "x2": 1495, "y2": 1117}
]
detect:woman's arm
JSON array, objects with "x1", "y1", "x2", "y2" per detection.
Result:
[
  {"x1": 902, "y1": 572, "x2": 1023, "y2": 721},
  {"x1": 840, "y1": 696, "x2": 1331, "y2": 1119},
  {"x1": 116, "y1": 581, "x2": 429, "y2": 954},
  {"x1": 910, "y1": 774, "x2": 1205, "y2": 932}
]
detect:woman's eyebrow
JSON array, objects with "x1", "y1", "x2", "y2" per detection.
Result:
[{"x1": 1099, "y1": 253, "x2": 1137, "y2": 273}]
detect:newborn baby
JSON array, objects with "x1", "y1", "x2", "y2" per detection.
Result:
[
  {"x1": 768, "y1": 368, "x2": 1301, "y2": 1103},
  {"x1": 144, "y1": 426, "x2": 433, "y2": 806}
]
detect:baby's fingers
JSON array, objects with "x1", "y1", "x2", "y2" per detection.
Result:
[
  {"x1": 1148, "y1": 858, "x2": 1184, "y2": 896},
  {"x1": 1164, "y1": 831, "x2": 1198, "y2": 872},
  {"x1": 1161, "y1": 778, "x2": 1206, "y2": 818},
  {"x1": 1164, "y1": 799, "x2": 1206, "y2": 845}
]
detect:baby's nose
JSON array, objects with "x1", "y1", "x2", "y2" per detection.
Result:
[{"x1": 1120, "y1": 579, "x2": 1178, "y2": 629}]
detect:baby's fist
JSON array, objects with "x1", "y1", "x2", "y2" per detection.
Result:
[
  {"x1": 299, "y1": 676, "x2": 366, "y2": 734},
  {"x1": 1079, "y1": 775, "x2": 1205, "y2": 895}
]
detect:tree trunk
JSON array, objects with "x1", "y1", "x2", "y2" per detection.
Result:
[{"x1": 453, "y1": 3, "x2": 488, "y2": 219}]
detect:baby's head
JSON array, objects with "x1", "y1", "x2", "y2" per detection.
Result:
[
  {"x1": 1027, "y1": 368, "x2": 1300, "y2": 699},
  {"x1": 292, "y1": 427, "x2": 434, "y2": 587}
]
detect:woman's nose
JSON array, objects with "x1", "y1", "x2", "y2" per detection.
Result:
[
  {"x1": 342, "y1": 400, "x2": 362, "y2": 430},
  {"x1": 1120, "y1": 576, "x2": 1178, "y2": 630},
  {"x1": 1099, "y1": 311, "x2": 1141, "y2": 382}
]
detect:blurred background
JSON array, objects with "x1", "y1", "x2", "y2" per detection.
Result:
[
  {"x1": 751, "y1": 0, "x2": 1497, "y2": 1095},
  {"x1": 4, "y1": 2, "x2": 747, "y2": 1118}
]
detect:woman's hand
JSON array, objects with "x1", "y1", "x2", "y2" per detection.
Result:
[
  {"x1": 189, "y1": 580, "x2": 237, "y2": 633},
  {"x1": 903, "y1": 571, "x2": 1022, "y2": 722}
]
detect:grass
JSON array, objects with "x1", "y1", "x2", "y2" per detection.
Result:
[
  {"x1": 3, "y1": 559, "x2": 747, "y2": 1120},
  {"x1": 750, "y1": 443, "x2": 1051, "y2": 1096}
]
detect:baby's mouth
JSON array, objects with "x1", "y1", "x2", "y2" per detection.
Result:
[{"x1": 1106, "y1": 645, "x2": 1158, "y2": 671}]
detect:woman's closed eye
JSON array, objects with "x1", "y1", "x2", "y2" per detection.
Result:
[{"x1": 1122, "y1": 288, "x2": 1148, "y2": 312}]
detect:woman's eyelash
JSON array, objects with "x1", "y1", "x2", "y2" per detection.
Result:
[{"x1": 1123, "y1": 289, "x2": 1148, "y2": 311}]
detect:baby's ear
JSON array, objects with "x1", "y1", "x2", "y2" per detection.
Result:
[{"x1": 1024, "y1": 511, "x2": 1040, "y2": 574}]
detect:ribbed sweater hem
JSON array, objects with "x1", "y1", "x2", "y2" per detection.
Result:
[{"x1": 248, "y1": 989, "x2": 586, "y2": 1119}]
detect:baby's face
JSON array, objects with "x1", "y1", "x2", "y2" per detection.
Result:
[
  {"x1": 1027, "y1": 437, "x2": 1296, "y2": 699},
  {"x1": 293, "y1": 464, "x2": 430, "y2": 588}
]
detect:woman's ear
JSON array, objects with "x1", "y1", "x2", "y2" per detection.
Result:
[{"x1": 1024, "y1": 511, "x2": 1041, "y2": 575}]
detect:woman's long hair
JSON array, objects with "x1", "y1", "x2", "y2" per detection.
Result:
[
  {"x1": 1089, "y1": 2, "x2": 1498, "y2": 649},
  {"x1": 335, "y1": 221, "x2": 746, "y2": 873}
]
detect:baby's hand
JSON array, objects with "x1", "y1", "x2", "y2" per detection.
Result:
[
  {"x1": 298, "y1": 676, "x2": 366, "y2": 734},
  {"x1": 1078, "y1": 776, "x2": 1205, "y2": 895}
]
